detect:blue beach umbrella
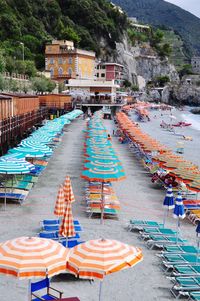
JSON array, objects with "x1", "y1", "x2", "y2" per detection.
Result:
[
  {"x1": 19, "y1": 141, "x2": 53, "y2": 155},
  {"x1": 0, "y1": 161, "x2": 33, "y2": 210},
  {"x1": 163, "y1": 185, "x2": 174, "y2": 227},
  {"x1": 9, "y1": 147, "x2": 48, "y2": 158},
  {"x1": 173, "y1": 192, "x2": 185, "y2": 241}
]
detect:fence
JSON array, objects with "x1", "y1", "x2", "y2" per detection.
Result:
[{"x1": 0, "y1": 108, "x2": 48, "y2": 155}]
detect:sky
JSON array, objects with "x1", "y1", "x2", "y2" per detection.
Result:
[{"x1": 165, "y1": 0, "x2": 200, "y2": 18}]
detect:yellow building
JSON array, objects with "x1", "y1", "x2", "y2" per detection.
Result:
[{"x1": 45, "y1": 40, "x2": 96, "y2": 82}]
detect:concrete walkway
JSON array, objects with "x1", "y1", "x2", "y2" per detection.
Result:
[{"x1": 0, "y1": 117, "x2": 195, "y2": 300}]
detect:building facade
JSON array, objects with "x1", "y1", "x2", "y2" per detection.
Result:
[
  {"x1": 191, "y1": 57, "x2": 200, "y2": 74},
  {"x1": 45, "y1": 40, "x2": 96, "y2": 82},
  {"x1": 95, "y1": 63, "x2": 124, "y2": 85}
]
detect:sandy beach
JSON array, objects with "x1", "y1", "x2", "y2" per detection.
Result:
[{"x1": 0, "y1": 111, "x2": 199, "y2": 300}]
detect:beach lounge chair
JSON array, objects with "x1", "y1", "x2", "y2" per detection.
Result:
[
  {"x1": 160, "y1": 245, "x2": 199, "y2": 256},
  {"x1": 139, "y1": 228, "x2": 177, "y2": 240},
  {"x1": 170, "y1": 276, "x2": 200, "y2": 299},
  {"x1": 128, "y1": 220, "x2": 163, "y2": 231},
  {"x1": 146, "y1": 235, "x2": 187, "y2": 250},
  {"x1": 41, "y1": 219, "x2": 80, "y2": 227},
  {"x1": 162, "y1": 254, "x2": 200, "y2": 273},
  {"x1": 189, "y1": 291, "x2": 200, "y2": 300},
  {"x1": 0, "y1": 192, "x2": 26, "y2": 204},
  {"x1": 172, "y1": 265, "x2": 200, "y2": 277},
  {"x1": 31, "y1": 277, "x2": 63, "y2": 300}
]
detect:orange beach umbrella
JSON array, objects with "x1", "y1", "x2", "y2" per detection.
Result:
[
  {"x1": 59, "y1": 201, "x2": 76, "y2": 238},
  {"x1": 54, "y1": 185, "x2": 66, "y2": 217},
  {"x1": 0, "y1": 236, "x2": 69, "y2": 300},
  {"x1": 67, "y1": 238, "x2": 143, "y2": 301},
  {"x1": 63, "y1": 175, "x2": 75, "y2": 203}
]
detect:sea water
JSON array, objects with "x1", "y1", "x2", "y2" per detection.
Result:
[{"x1": 181, "y1": 107, "x2": 200, "y2": 131}]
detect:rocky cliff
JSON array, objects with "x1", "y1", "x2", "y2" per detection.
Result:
[
  {"x1": 114, "y1": 35, "x2": 179, "y2": 89},
  {"x1": 161, "y1": 75, "x2": 200, "y2": 105}
]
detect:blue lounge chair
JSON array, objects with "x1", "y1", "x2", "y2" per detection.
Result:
[
  {"x1": 162, "y1": 254, "x2": 200, "y2": 273},
  {"x1": 172, "y1": 265, "x2": 200, "y2": 277},
  {"x1": 171, "y1": 276, "x2": 200, "y2": 299},
  {"x1": 128, "y1": 220, "x2": 163, "y2": 231},
  {"x1": 146, "y1": 235, "x2": 187, "y2": 250},
  {"x1": 31, "y1": 278, "x2": 63, "y2": 300},
  {"x1": 189, "y1": 291, "x2": 200, "y2": 300},
  {"x1": 139, "y1": 228, "x2": 177, "y2": 240}
]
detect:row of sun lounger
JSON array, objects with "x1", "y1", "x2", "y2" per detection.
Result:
[
  {"x1": 85, "y1": 182, "x2": 120, "y2": 219},
  {"x1": 128, "y1": 219, "x2": 200, "y2": 299},
  {"x1": 38, "y1": 219, "x2": 84, "y2": 248}
]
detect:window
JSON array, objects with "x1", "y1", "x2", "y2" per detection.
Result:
[
  {"x1": 50, "y1": 68, "x2": 54, "y2": 77},
  {"x1": 58, "y1": 67, "x2": 63, "y2": 76},
  {"x1": 58, "y1": 57, "x2": 63, "y2": 64},
  {"x1": 96, "y1": 73, "x2": 99, "y2": 78},
  {"x1": 68, "y1": 57, "x2": 73, "y2": 64},
  {"x1": 49, "y1": 58, "x2": 54, "y2": 64},
  {"x1": 101, "y1": 73, "x2": 105, "y2": 77},
  {"x1": 68, "y1": 68, "x2": 73, "y2": 75}
]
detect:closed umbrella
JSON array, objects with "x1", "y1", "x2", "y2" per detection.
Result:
[
  {"x1": 63, "y1": 176, "x2": 75, "y2": 203},
  {"x1": 163, "y1": 185, "x2": 174, "y2": 227},
  {"x1": 59, "y1": 201, "x2": 76, "y2": 246},
  {"x1": 0, "y1": 236, "x2": 69, "y2": 300},
  {"x1": 54, "y1": 185, "x2": 66, "y2": 217},
  {"x1": 173, "y1": 192, "x2": 185, "y2": 241},
  {"x1": 67, "y1": 238, "x2": 143, "y2": 301}
]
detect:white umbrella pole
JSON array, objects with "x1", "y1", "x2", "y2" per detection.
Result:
[
  {"x1": 28, "y1": 279, "x2": 31, "y2": 301},
  {"x1": 176, "y1": 218, "x2": 180, "y2": 244},
  {"x1": 163, "y1": 208, "x2": 168, "y2": 227},
  {"x1": 4, "y1": 174, "x2": 7, "y2": 211},
  {"x1": 99, "y1": 281, "x2": 103, "y2": 301},
  {"x1": 100, "y1": 183, "x2": 104, "y2": 225}
]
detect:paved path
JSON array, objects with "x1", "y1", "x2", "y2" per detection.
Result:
[{"x1": 0, "y1": 117, "x2": 195, "y2": 300}]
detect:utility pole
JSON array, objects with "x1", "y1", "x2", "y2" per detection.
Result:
[{"x1": 19, "y1": 42, "x2": 24, "y2": 62}]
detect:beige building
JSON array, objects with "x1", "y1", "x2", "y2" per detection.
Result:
[{"x1": 45, "y1": 40, "x2": 96, "y2": 82}]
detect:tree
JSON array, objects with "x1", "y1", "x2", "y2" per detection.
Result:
[
  {"x1": 9, "y1": 79, "x2": 19, "y2": 92},
  {"x1": 0, "y1": 49, "x2": 6, "y2": 72},
  {"x1": 179, "y1": 64, "x2": 193, "y2": 78},
  {"x1": 123, "y1": 79, "x2": 132, "y2": 88},
  {"x1": 25, "y1": 60, "x2": 37, "y2": 77},
  {"x1": 154, "y1": 75, "x2": 170, "y2": 87},
  {"x1": 58, "y1": 82, "x2": 65, "y2": 93},
  {"x1": 0, "y1": 74, "x2": 5, "y2": 91},
  {"x1": 31, "y1": 77, "x2": 56, "y2": 94}
]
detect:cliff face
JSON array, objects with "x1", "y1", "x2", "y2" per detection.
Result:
[{"x1": 114, "y1": 35, "x2": 179, "y2": 88}]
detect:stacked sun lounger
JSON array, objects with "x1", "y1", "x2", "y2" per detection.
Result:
[
  {"x1": 127, "y1": 218, "x2": 200, "y2": 299},
  {"x1": 85, "y1": 182, "x2": 121, "y2": 219},
  {"x1": 38, "y1": 219, "x2": 84, "y2": 248}
]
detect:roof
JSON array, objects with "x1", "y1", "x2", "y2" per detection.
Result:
[
  {"x1": 0, "y1": 94, "x2": 12, "y2": 100},
  {"x1": 1, "y1": 93, "x2": 38, "y2": 98}
]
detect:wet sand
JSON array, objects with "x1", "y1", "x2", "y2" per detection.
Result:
[{"x1": 0, "y1": 114, "x2": 198, "y2": 300}]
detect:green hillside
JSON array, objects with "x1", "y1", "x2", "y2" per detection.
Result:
[
  {"x1": 112, "y1": 0, "x2": 200, "y2": 57},
  {"x1": 0, "y1": 0, "x2": 127, "y2": 70}
]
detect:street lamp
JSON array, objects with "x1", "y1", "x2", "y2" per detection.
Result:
[{"x1": 19, "y1": 42, "x2": 24, "y2": 62}]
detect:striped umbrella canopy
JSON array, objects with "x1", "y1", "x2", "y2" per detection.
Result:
[
  {"x1": 81, "y1": 166, "x2": 125, "y2": 182},
  {"x1": 67, "y1": 239, "x2": 143, "y2": 301},
  {"x1": 0, "y1": 236, "x2": 69, "y2": 300},
  {"x1": 173, "y1": 192, "x2": 185, "y2": 240},
  {"x1": 0, "y1": 161, "x2": 32, "y2": 174},
  {"x1": 59, "y1": 201, "x2": 76, "y2": 238},
  {"x1": 163, "y1": 185, "x2": 174, "y2": 227},
  {"x1": 30, "y1": 134, "x2": 53, "y2": 143},
  {"x1": 0, "y1": 237, "x2": 69, "y2": 279},
  {"x1": 63, "y1": 176, "x2": 75, "y2": 203},
  {"x1": 85, "y1": 154, "x2": 120, "y2": 161},
  {"x1": 0, "y1": 157, "x2": 35, "y2": 171},
  {"x1": 19, "y1": 140, "x2": 53, "y2": 155},
  {"x1": 85, "y1": 157, "x2": 121, "y2": 164},
  {"x1": 9, "y1": 147, "x2": 47, "y2": 158},
  {"x1": 84, "y1": 162, "x2": 123, "y2": 170},
  {"x1": 54, "y1": 185, "x2": 66, "y2": 217}
]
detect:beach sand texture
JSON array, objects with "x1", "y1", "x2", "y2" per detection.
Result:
[{"x1": 0, "y1": 112, "x2": 199, "y2": 300}]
